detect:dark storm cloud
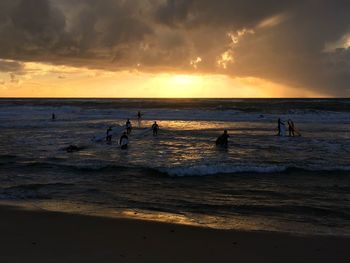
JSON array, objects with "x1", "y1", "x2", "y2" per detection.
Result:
[
  {"x1": 0, "y1": 0, "x2": 69, "y2": 60},
  {"x1": 0, "y1": 0, "x2": 154, "y2": 64},
  {"x1": 155, "y1": 0, "x2": 194, "y2": 27},
  {"x1": 228, "y1": 1, "x2": 350, "y2": 96},
  {"x1": 0, "y1": 60, "x2": 24, "y2": 73},
  {"x1": 11, "y1": 0, "x2": 65, "y2": 35},
  {"x1": 155, "y1": 0, "x2": 299, "y2": 28},
  {"x1": 0, "y1": 0, "x2": 349, "y2": 96},
  {"x1": 155, "y1": 0, "x2": 350, "y2": 95}
]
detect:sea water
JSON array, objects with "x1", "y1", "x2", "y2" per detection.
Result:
[{"x1": 0, "y1": 99, "x2": 349, "y2": 236}]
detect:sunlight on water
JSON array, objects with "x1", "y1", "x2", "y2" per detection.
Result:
[{"x1": 138, "y1": 120, "x2": 245, "y2": 131}]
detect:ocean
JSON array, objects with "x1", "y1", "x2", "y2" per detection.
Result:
[{"x1": 0, "y1": 98, "x2": 349, "y2": 236}]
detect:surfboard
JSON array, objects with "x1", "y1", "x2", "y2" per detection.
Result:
[
  {"x1": 279, "y1": 123, "x2": 286, "y2": 137},
  {"x1": 91, "y1": 125, "x2": 125, "y2": 142},
  {"x1": 294, "y1": 128, "x2": 302, "y2": 136},
  {"x1": 120, "y1": 137, "x2": 128, "y2": 149},
  {"x1": 134, "y1": 128, "x2": 152, "y2": 138}
]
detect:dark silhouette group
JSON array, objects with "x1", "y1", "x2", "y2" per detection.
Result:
[
  {"x1": 101, "y1": 112, "x2": 161, "y2": 150},
  {"x1": 59, "y1": 110, "x2": 302, "y2": 152},
  {"x1": 278, "y1": 118, "x2": 301, "y2": 137}
]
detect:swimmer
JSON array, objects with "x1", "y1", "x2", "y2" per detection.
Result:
[{"x1": 216, "y1": 130, "x2": 230, "y2": 147}]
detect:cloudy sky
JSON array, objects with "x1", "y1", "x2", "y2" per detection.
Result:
[{"x1": 0, "y1": 0, "x2": 349, "y2": 97}]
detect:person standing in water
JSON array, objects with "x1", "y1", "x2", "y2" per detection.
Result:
[
  {"x1": 152, "y1": 121, "x2": 159, "y2": 136},
  {"x1": 288, "y1": 119, "x2": 301, "y2": 137},
  {"x1": 288, "y1": 119, "x2": 295, "y2": 137},
  {"x1": 137, "y1": 111, "x2": 142, "y2": 127},
  {"x1": 52, "y1": 113, "x2": 56, "y2": 121},
  {"x1": 216, "y1": 130, "x2": 230, "y2": 147},
  {"x1": 119, "y1": 132, "x2": 129, "y2": 150},
  {"x1": 126, "y1": 119, "x2": 132, "y2": 134},
  {"x1": 106, "y1": 126, "x2": 113, "y2": 142},
  {"x1": 277, "y1": 118, "x2": 285, "y2": 136}
]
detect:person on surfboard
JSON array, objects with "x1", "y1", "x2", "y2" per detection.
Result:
[
  {"x1": 216, "y1": 130, "x2": 229, "y2": 147},
  {"x1": 152, "y1": 121, "x2": 159, "y2": 136},
  {"x1": 119, "y1": 132, "x2": 129, "y2": 150}
]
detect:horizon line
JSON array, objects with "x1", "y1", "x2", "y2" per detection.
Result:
[{"x1": 0, "y1": 97, "x2": 347, "y2": 100}]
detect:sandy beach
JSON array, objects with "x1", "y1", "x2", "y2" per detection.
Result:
[{"x1": 0, "y1": 204, "x2": 348, "y2": 263}]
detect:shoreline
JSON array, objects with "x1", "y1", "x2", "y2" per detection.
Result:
[
  {"x1": 2, "y1": 200, "x2": 348, "y2": 238},
  {"x1": 0, "y1": 204, "x2": 349, "y2": 262}
]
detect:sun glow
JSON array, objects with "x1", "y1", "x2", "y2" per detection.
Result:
[
  {"x1": 171, "y1": 75, "x2": 196, "y2": 86},
  {"x1": 147, "y1": 74, "x2": 208, "y2": 98},
  {"x1": 0, "y1": 61, "x2": 327, "y2": 98}
]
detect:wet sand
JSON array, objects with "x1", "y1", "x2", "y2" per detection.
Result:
[{"x1": 0, "y1": 205, "x2": 349, "y2": 263}]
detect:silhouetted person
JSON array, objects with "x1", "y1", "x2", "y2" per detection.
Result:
[
  {"x1": 216, "y1": 130, "x2": 230, "y2": 147},
  {"x1": 126, "y1": 119, "x2": 132, "y2": 134},
  {"x1": 52, "y1": 113, "x2": 56, "y2": 121},
  {"x1": 277, "y1": 118, "x2": 285, "y2": 136},
  {"x1": 119, "y1": 132, "x2": 129, "y2": 150},
  {"x1": 288, "y1": 119, "x2": 295, "y2": 137},
  {"x1": 106, "y1": 126, "x2": 113, "y2": 142},
  {"x1": 152, "y1": 121, "x2": 159, "y2": 136},
  {"x1": 137, "y1": 111, "x2": 142, "y2": 127},
  {"x1": 289, "y1": 119, "x2": 301, "y2": 137}
]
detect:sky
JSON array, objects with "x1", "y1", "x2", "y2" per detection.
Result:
[{"x1": 0, "y1": 0, "x2": 349, "y2": 98}]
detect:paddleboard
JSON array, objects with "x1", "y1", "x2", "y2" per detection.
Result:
[
  {"x1": 91, "y1": 125, "x2": 125, "y2": 142},
  {"x1": 134, "y1": 128, "x2": 152, "y2": 138},
  {"x1": 120, "y1": 137, "x2": 129, "y2": 149},
  {"x1": 279, "y1": 123, "x2": 286, "y2": 137},
  {"x1": 294, "y1": 128, "x2": 302, "y2": 137}
]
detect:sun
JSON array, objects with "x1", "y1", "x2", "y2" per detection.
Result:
[
  {"x1": 148, "y1": 74, "x2": 205, "y2": 98},
  {"x1": 171, "y1": 75, "x2": 196, "y2": 86}
]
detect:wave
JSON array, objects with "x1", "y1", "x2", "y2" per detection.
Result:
[
  {"x1": 1, "y1": 100, "x2": 349, "y2": 125},
  {"x1": 158, "y1": 164, "x2": 287, "y2": 176},
  {"x1": 159, "y1": 164, "x2": 350, "y2": 176},
  {"x1": 3, "y1": 182, "x2": 74, "y2": 191},
  {"x1": 5, "y1": 160, "x2": 143, "y2": 174},
  {"x1": 0, "y1": 154, "x2": 17, "y2": 159},
  {"x1": 0, "y1": 155, "x2": 18, "y2": 165},
  {"x1": 5, "y1": 160, "x2": 350, "y2": 177},
  {"x1": 0, "y1": 182, "x2": 75, "y2": 200},
  {"x1": 197, "y1": 203, "x2": 350, "y2": 220}
]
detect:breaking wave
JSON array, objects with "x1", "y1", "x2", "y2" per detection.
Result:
[
  {"x1": 4, "y1": 160, "x2": 350, "y2": 177},
  {"x1": 157, "y1": 164, "x2": 350, "y2": 176}
]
